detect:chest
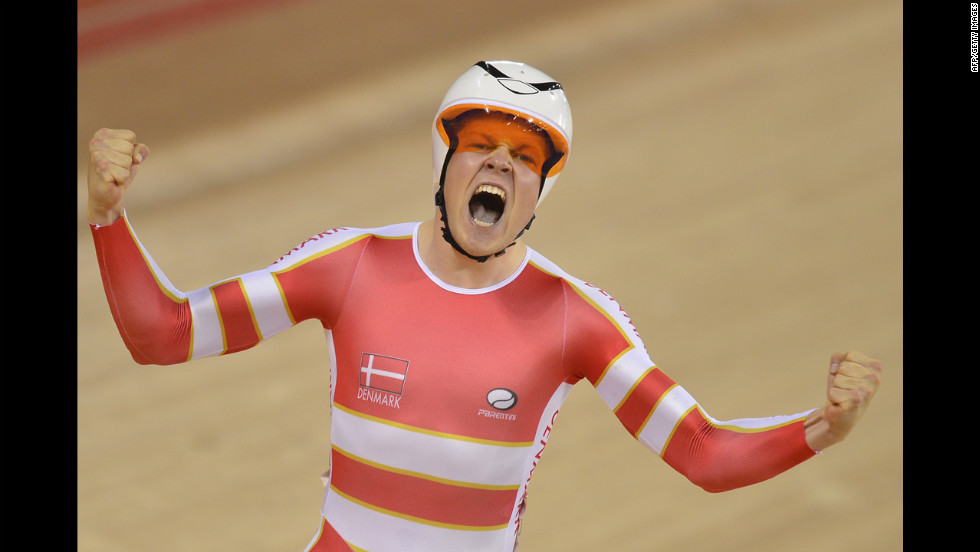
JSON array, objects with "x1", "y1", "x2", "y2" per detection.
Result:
[{"x1": 329, "y1": 254, "x2": 567, "y2": 443}]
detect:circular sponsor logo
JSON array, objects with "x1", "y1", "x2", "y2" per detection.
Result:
[{"x1": 487, "y1": 388, "x2": 518, "y2": 411}]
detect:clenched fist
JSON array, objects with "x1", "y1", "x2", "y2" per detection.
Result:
[
  {"x1": 87, "y1": 128, "x2": 150, "y2": 226},
  {"x1": 805, "y1": 351, "x2": 883, "y2": 451}
]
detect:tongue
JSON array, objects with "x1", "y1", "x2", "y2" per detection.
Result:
[{"x1": 471, "y1": 202, "x2": 500, "y2": 226}]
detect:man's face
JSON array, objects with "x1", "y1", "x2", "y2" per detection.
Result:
[{"x1": 441, "y1": 112, "x2": 554, "y2": 259}]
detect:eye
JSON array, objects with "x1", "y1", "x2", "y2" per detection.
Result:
[
  {"x1": 460, "y1": 140, "x2": 492, "y2": 152},
  {"x1": 514, "y1": 152, "x2": 544, "y2": 173}
]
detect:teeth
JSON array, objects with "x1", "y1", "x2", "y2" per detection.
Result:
[{"x1": 476, "y1": 184, "x2": 506, "y2": 202}]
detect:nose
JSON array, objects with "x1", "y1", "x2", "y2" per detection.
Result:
[{"x1": 484, "y1": 145, "x2": 512, "y2": 173}]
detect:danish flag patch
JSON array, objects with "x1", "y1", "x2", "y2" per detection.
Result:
[{"x1": 359, "y1": 353, "x2": 409, "y2": 395}]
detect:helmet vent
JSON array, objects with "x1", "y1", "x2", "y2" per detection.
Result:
[
  {"x1": 477, "y1": 61, "x2": 563, "y2": 95},
  {"x1": 497, "y1": 78, "x2": 544, "y2": 95}
]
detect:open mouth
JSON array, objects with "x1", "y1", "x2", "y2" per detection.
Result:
[{"x1": 469, "y1": 184, "x2": 506, "y2": 227}]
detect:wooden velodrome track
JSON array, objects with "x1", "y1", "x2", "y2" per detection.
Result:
[{"x1": 76, "y1": 1, "x2": 903, "y2": 550}]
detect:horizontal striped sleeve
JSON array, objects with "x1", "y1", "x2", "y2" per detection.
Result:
[
  {"x1": 210, "y1": 278, "x2": 259, "y2": 353},
  {"x1": 613, "y1": 368, "x2": 678, "y2": 437},
  {"x1": 593, "y1": 346, "x2": 658, "y2": 409},
  {"x1": 187, "y1": 286, "x2": 222, "y2": 359},
  {"x1": 189, "y1": 229, "x2": 371, "y2": 359},
  {"x1": 187, "y1": 268, "x2": 293, "y2": 360},
  {"x1": 93, "y1": 218, "x2": 398, "y2": 365},
  {"x1": 240, "y1": 268, "x2": 293, "y2": 338},
  {"x1": 527, "y1": 248, "x2": 818, "y2": 495},
  {"x1": 635, "y1": 385, "x2": 698, "y2": 455}
]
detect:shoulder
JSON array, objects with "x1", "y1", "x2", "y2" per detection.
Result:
[
  {"x1": 526, "y1": 248, "x2": 643, "y2": 341},
  {"x1": 271, "y1": 222, "x2": 418, "y2": 268},
  {"x1": 526, "y1": 249, "x2": 616, "y2": 308}
]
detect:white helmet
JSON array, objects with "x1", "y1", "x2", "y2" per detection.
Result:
[{"x1": 432, "y1": 61, "x2": 573, "y2": 208}]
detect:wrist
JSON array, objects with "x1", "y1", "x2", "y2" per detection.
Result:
[
  {"x1": 87, "y1": 205, "x2": 124, "y2": 227},
  {"x1": 803, "y1": 408, "x2": 846, "y2": 452}
]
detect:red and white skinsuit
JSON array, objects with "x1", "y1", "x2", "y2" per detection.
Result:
[{"x1": 91, "y1": 215, "x2": 816, "y2": 552}]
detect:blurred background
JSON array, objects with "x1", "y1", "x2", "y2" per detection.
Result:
[{"x1": 77, "y1": 1, "x2": 903, "y2": 550}]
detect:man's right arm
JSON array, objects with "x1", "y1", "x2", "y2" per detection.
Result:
[
  {"x1": 86, "y1": 128, "x2": 363, "y2": 366},
  {"x1": 87, "y1": 128, "x2": 194, "y2": 364}
]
